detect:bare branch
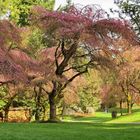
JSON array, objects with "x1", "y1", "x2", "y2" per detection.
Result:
[
  {"x1": 61, "y1": 39, "x2": 67, "y2": 56},
  {"x1": 130, "y1": 83, "x2": 140, "y2": 93},
  {"x1": 63, "y1": 61, "x2": 91, "y2": 73},
  {"x1": 55, "y1": 41, "x2": 61, "y2": 69},
  {"x1": 41, "y1": 87, "x2": 50, "y2": 95},
  {"x1": 0, "y1": 80, "x2": 14, "y2": 86},
  {"x1": 61, "y1": 69, "x2": 88, "y2": 91}
]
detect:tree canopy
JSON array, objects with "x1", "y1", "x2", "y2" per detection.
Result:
[{"x1": 0, "y1": 4, "x2": 139, "y2": 121}]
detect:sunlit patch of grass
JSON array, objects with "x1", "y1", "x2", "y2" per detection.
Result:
[
  {"x1": 107, "y1": 111, "x2": 140, "y2": 123},
  {"x1": 62, "y1": 107, "x2": 140, "y2": 123}
]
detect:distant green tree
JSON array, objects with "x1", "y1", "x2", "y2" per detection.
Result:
[
  {"x1": 114, "y1": 0, "x2": 140, "y2": 38},
  {"x1": 0, "y1": 86, "x2": 8, "y2": 109},
  {"x1": 77, "y1": 70, "x2": 101, "y2": 113},
  {"x1": 0, "y1": 0, "x2": 55, "y2": 26}
]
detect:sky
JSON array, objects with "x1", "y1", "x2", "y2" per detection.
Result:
[{"x1": 54, "y1": 0, "x2": 119, "y2": 13}]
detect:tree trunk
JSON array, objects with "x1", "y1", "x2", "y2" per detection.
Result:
[
  {"x1": 120, "y1": 100, "x2": 123, "y2": 116},
  {"x1": 41, "y1": 105, "x2": 46, "y2": 121},
  {"x1": 4, "y1": 109, "x2": 9, "y2": 122},
  {"x1": 3, "y1": 94, "x2": 17, "y2": 122},
  {"x1": 61, "y1": 103, "x2": 67, "y2": 118},
  {"x1": 4, "y1": 102, "x2": 11, "y2": 122},
  {"x1": 34, "y1": 86, "x2": 42, "y2": 121},
  {"x1": 49, "y1": 91, "x2": 57, "y2": 122},
  {"x1": 127, "y1": 100, "x2": 132, "y2": 114},
  {"x1": 48, "y1": 81, "x2": 63, "y2": 122},
  {"x1": 0, "y1": 111, "x2": 4, "y2": 122}
]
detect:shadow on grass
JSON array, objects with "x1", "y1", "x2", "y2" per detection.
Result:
[
  {"x1": 63, "y1": 112, "x2": 113, "y2": 123},
  {"x1": 72, "y1": 116, "x2": 112, "y2": 123}
]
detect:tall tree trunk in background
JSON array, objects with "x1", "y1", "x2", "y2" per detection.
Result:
[
  {"x1": 120, "y1": 100, "x2": 123, "y2": 116},
  {"x1": 126, "y1": 93, "x2": 132, "y2": 114},
  {"x1": 34, "y1": 86, "x2": 42, "y2": 121},
  {"x1": 62, "y1": 102, "x2": 67, "y2": 118},
  {"x1": 4, "y1": 108, "x2": 9, "y2": 122},
  {"x1": 4, "y1": 94, "x2": 17, "y2": 122},
  {"x1": 127, "y1": 100, "x2": 132, "y2": 114}
]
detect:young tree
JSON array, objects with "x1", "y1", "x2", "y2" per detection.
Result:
[{"x1": 100, "y1": 82, "x2": 127, "y2": 115}]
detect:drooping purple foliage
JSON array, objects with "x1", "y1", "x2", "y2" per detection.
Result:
[
  {"x1": 31, "y1": 5, "x2": 138, "y2": 47},
  {"x1": 0, "y1": 5, "x2": 139, "y2": 86},
  {"x1": 0, "y1": 48, "x2": 29, "y2": 84}
]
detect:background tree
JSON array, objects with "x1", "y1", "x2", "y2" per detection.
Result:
[
  {"x1": 77, "y1": 70, "x2": 101, "y2": 113},
  {"x1": 117, "y1": 47, "x2": 140, "y2": 114},
  {"x1": 100, "y1": 82, "x2": 127, "y2": 115},
  {"x1": 100, "y1": 71, "x2": 118, "y2": 112},
  {"x1": 0, "y1": 19, "x2": 46, "y2": 121},
  {"x1": 101, "y1": 45, "x2": 140, "y2": 115},
  {"x1": 0, "y1": 0, "x2": 55, "y2": 26},
  {"x1": 114, "y1": 0, "x2": 140, "y2": 39}
]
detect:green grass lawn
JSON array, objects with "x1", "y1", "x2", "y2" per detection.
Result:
[
  {"x1": 0, "y1": 122, "x2": 140, "y2": 140},
  {"x1": 1, "y1": 108, "x2": 140, "y2": 140}
]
